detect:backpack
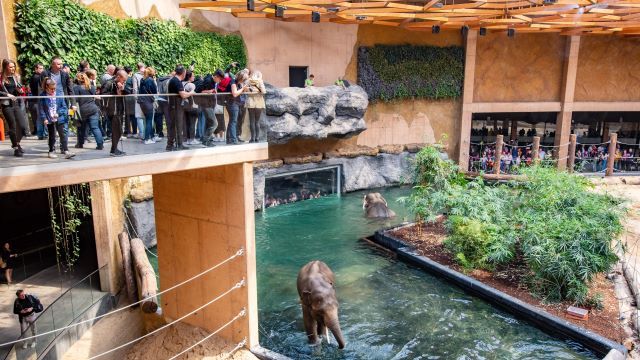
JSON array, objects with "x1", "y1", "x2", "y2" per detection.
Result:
[
  {"x1": 124, "y1": 76, "x2": 134, "y2": 95},
  {"x1": 30, "y1": 295, "x2": 44, "y2": 313}
]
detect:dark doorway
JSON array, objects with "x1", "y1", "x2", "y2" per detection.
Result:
[{"x1": 289, "y1": 66, "x2": 308, "y2": 88}]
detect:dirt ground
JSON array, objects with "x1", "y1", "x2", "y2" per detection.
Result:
[{"x1": 390, "y1": 217, "x2": 627, "y2": 344}]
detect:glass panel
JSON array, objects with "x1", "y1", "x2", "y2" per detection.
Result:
[
  {"x1": 264, "y1": 167, "x2": 339, "y2": 208},
  {"x1": 71, "y1": 277, "x2": 93, "y2": 316}
]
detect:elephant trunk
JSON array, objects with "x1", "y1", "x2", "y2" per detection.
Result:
[{"x1": 325, "y1": 314, "x2": 346, "y2": 349}]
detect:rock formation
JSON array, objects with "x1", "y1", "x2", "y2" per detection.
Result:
[{"x1": 264, "y1": 84, "x2": 368, "y2": 143}]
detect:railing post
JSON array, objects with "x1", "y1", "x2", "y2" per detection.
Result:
[
  {"x1": 606, "y1": 132, "x2": 617, "y2": 176},
  {"x1": 494, "y1": 134, "x2": 503, "y2": 175},
  {"x1": 568, "y1": 134, "x2": 577, "y2": 173},
  {"x1": 532, "y1": 136, "x2": 540, "y2": 163}
]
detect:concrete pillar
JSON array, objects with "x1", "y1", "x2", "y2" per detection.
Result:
[
  {"x1": 568, "y1": 134, "x2": 577, "y2": 173},
  {"x1": 555, "y1": 36, "x2": 581, "y2": 170},
  {"x1": 606, "y1": 133, "x2": 617, "y2": 176},
  {"x1": 511, "y1": 119, "x2": 518, "y2": 141},
  {"x1": 458, "y1": 29, "x2": 478, "y2": 171},
  {"x1": 153, "y1": 163, "x2": 259, "y2": 348},
  {"x1": 89, "y1": 180, "x2": 124, "y2": 294},
  {"x1": 494, "y1": 135, "x2": 503, "y2": 175},
  {"x1": 602, "y1": 123, "x2": 610, "y2": 143}
]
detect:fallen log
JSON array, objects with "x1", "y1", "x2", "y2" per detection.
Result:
[
  {"x1": 130, "y1": 238, "x2": 159, "y2": 313},
  {"x1": 118, "y1": 232, "x2": 138, "y2": 303}
]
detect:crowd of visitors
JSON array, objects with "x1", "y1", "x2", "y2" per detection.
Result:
[
  {"x1": 0, "y1": 56, "x2": 268, "y2": 159},
  {"x1": 265, "y1": 190, "x2": 326, "y2": 208}
]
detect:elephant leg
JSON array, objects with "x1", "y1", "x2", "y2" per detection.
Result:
[{"x1": 303, "y1": 307, "x2": 319, "y2": 344}]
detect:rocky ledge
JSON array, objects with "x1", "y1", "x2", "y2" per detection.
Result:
[{"x1": 264, "y1": 84, "x2": 368, "y2": 144}]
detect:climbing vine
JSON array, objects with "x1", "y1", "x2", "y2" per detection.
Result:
[
  {"x1": 357, "y1": 45, "x2": 464, "y2": 102},
  {"x1": 47, "y1": 184, "x2": 91, "y2": 272},
  {"x1": 14, "y1": 0, "x2": 247, "y2": 79}
]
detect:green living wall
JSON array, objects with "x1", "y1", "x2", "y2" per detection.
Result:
[
  {"x1": 357, "y1": 45, "x2": 464, "y2": 102},
  {"x1": 14, "y1": 0, "x2": 246, "y2": 78}
]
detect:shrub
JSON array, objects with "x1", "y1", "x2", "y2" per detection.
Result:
[
  {"x1": 14, "y1": 0, "x2": 246, "y2": 79},
  {"x1": 404, "y1": 146, "x2": 625, "y2": 303},
  {"x1": 357, "y1": 45, "x2": 464, "y2": 102}
]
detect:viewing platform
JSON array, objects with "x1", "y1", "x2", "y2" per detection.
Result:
[{"x1": 0, "y1": 138, "x2": 268, "y2": 193}]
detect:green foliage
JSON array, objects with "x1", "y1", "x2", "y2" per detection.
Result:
[
  {"x1": 14, "y1": 0, "x2": 246, "y2": 79},
  {"x1": 48, "y1": 184, "x2": 91, "y2": 272},
  {"x1": 404, "y1": 146, "x2": 625, "y2": 304},
  {"x1": 357, "y1": 45, "x2": 464, "y2": 102}
]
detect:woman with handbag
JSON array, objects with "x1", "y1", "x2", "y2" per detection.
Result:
[
  {"x1": 2, "y1": 242, "x2": 17, "y2": 285},
  {"x1": 139, "y1": 67, "x2": 158, "y2": 144},
  {"x1": 0, "y1": 59, "x2": 29, "y2": 157},
  {"x1": 71, "y1": 72, "x2": 104, "y2": 150},
  {"x1": 246, "y1": 70, "x2": 266, "y2": 143}
]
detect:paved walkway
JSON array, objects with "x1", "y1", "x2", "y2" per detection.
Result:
[
  {"x1": 0, "y1": 135, "x2": 256, "y2": 169},
  {"x1": 0, "y1": 266, "x2": 104, "y2": 360}
]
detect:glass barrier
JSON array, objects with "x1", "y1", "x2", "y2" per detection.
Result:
[{"x1": 3, "y1": 265, "x2": 108, "y2": 360}]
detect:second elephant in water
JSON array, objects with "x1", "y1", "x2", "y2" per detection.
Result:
[
  {"x1": 297, "y1": 260, "x2": 346, "y2": 349},
  {"x1": 363, "y1": 192, "x2": 396, "y2": 218}
]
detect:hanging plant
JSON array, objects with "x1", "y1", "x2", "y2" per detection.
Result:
[{"x1": 47, "y1": 184, "x2": 91, "y2": 272}]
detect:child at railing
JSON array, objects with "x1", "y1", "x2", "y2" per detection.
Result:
[{"x1": 39, "y1": 77, "x2": 75, "y2": 159}]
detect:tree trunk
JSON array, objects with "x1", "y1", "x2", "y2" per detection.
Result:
[
  {"x1": 118, "y1": 232, "x2": 138, "y2": 303},
  {"x1": 130, "y1": 238, "x2": 158, "y2": 313}
]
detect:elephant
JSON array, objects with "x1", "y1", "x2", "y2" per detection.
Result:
[
  {"x1": 363, "y1": 192, "x2": 396, "y2": 218},
  {"x1": 297, "y1": 260, "x2": 346, "y2": 349}
]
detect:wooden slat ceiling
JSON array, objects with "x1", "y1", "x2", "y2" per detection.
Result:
[{"x1": 180, "y1": 0, "x2": 640, "y2": 35}]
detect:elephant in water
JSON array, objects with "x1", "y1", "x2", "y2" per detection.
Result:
[
  {"x1": 363, "y1": 193, "x2": 396, "y2": 218},
  {"x1": 297, "y1": 260, "x2": 346, "y2": 349}
]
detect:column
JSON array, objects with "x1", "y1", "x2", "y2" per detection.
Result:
[
  {"x1": 90, "y1": 180, "x2": 124, "y2": 294},
  {"x1": 458, "y1": 29, "x2": 478, "y2": 171},
  {"x1": 555, "y1": 36, "x2": 580, "y2": 170},
  {"x1": 153, "y1": 163, "x2": 259, "y2": 348}
]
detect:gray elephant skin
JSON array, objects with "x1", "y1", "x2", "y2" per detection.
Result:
[
  {"x1": 296, "y1": 260, "x2": 346, "y2": 349},
  {"x1": 363, "y1": 192, "x2": 396, "y2": 218}
]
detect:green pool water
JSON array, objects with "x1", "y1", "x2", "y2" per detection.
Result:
[{"x1": 255, "y1": 186, "x2": 597, "y2": 359}]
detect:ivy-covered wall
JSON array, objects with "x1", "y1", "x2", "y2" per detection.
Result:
[
  {"x1": 357, "y1": 45, "x2": 464, "y2": 102},
  {"x1": 14, "y1": 0, "x2": 246, "y2": 78}
]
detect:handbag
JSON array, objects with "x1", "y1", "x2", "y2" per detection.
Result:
[
  {"x1": 0, "y1": 258, "x2": 6, "y2": 269},
  {"x1": 214, "y1": 104, "x2": 224, "y2": 115}
]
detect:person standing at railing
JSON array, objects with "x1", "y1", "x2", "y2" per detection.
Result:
[
  {"x1": 2, "y1": 242, "x2": 17, "y2": 285},
  {"x1": 102, "y1": 70, "x2": 128, "y2": 157},
  {"x1": 0, "y1": 59, "x2": 29, "y2": 157},
  {"x1": 13, "y1": 289, "x2": 42, "y2": 349},
  {"x1": 167, "y1": 65, "x2": 194, "y2": 151},
  {"x1": 28, "y1": 63, "x2": 44, "y2": 138},
  {"x1": 246, "y1": 70, "x2": 266, "y2": 143},
  {"x1": 138, "y1": 67, "x2": 158, "y2": 145},
  {"x1": 226, "y1": 71, "x2": 249, "y2": 145},
  {"x1": 39, "y1": 77, "x2": 75, "y2": 159},
  {"x1": 71, "y1": 72, "x2": 104, "y2": 150}
]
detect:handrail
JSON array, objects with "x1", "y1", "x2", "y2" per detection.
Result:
[
  {"x1": 4, "y1": 227, "x2": 52, "y2": 246},
  {"x1": 2, "y1": 264, "x2": 107, "y2": 360},
  {"x1": 17, "y1": 243, "x2": 54, "y2": 258}
]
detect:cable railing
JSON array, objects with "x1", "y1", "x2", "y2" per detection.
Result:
[{"x1": 2, "y1": 264, "x2": 108, "y2": 360}]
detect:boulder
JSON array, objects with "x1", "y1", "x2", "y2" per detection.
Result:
[
  {"x1": 378, "y1": 144, "x2": 405, "y2": 155},
  {"x1": 254, "y1": 159, "x2": 284, "y2": 170},
  {"x1": 129, "y1": 180, "x2": 154, "y2": 203},
  {"x1": 405, "y1": 143, "x2": 427, "y2": 153},
  {"x1": 127, "y1": 201, "x2": 157, "y2": 248},
  {"x1": 283, "y1": 153, "x2": 323, "y2": 165},
  {"x1": 264, "y1": 84, "x2": 368, "y2": 144},
  {"x1": 324, "y1": 146, "x2": 379, "y2": 158}
]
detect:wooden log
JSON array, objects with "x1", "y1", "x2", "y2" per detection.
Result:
[
  {"x1": 568, "y1": 134, "x2": 577, "y2": 173},
  {"x1": 494, "y1": 134, "x2": 503, "y2": 175},
  {"x1": 130, "y1": 238, "x2": 159, "y2": 313},
  {"x1": 118, "y1": 232, "x2": 138, "y2": 303},
  {"x1": 606, "y1": 132, "x2": 617, "y2": 176}
]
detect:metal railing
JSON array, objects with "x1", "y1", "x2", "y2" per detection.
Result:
[{"x1": 3, "y1": 264, "x2": 108, "y2": 360}]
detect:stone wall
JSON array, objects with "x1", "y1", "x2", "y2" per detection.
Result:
[{"x1": 473, "y1": 33, "x2": 565, "y2": 103}]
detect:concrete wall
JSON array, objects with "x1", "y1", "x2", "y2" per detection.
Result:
[
  {"x1": 474, "y1": 33, "x2": 565, "y2": 103},
  {"x1": 575, "y1": 36, "x2": 640, "y2": 102},
  {"x1": 153, "y1": 163, "x2": 258, "y2": 347}
]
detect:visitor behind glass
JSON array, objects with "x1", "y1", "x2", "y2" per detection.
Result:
[
  {"x1": 39, "y1": 77, "x2": 75, "y2": 159},
  {"x1": 246, "y1": 70, "x2": 266, "y2": 143},
  {"x1": 71, "y1": 72, "x2": 104, "y2": 150},
  {"x1": 167, "y1": 65, "x2": 194, "y2": 151},
  {"x1": 139, "y1": 66, "x2": 158, "y2": 145},
  {"x1": 101, "y1": 70, "x2": 127, "y2": 156},
  {"x1": 28, "y1": 63, "x2": 44, "y2": 137}
]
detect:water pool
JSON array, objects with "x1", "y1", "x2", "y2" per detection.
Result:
[{"x1": 255, "y1": 186, "x2": 597, "y2": 360}]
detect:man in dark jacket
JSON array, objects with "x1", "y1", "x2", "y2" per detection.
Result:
[
  {"x1": 102, "y1": 70, "x2": 128, "y2": 156},
  {"x1": 13, "y1": 289, "x2": 40, "y2": 349},
  {"x1": 28, "y1": 63, "x2": 44, "y2": 137},
  {"x1": 41, "y1": 57, "x2": 73, "y2": 97}
]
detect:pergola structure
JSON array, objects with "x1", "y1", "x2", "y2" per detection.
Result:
[{"x1": 181, "y1": 0, "x2": 640, "y2": 35}]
